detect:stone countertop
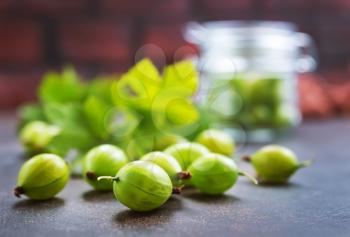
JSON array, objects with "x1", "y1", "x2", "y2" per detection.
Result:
[{"x1": 1, "y1": 114, "x2": 350, "y2": 237}]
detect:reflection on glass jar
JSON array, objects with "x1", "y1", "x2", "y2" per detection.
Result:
[{"x1": 185, "y1": 21, "x2": 317, "y2": 142}]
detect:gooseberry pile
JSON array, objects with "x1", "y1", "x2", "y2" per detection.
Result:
[
  {"x1": 14, "y1": 60, "x2": 311, "y2": 212},
  {"x1": 14, "y1": 128, "x2": 311, "y2": 212}
]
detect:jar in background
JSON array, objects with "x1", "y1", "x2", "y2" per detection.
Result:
[{"x1": 185, "y1": 21, "x2": 317, "y2": 142}]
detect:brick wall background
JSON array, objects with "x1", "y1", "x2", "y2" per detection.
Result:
[{"x1": 0, "y1": 0, "x2": 350, "y2": 111}]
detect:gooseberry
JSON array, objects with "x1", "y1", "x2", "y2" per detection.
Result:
[
  {"x1": 19, "y1": 121, "x2": 60, "y2": 153},
  {"x1": 246, "y1": 145, "x2": 311, "y2": 184},
  {"x1": 141, "y1": 151, "x2": 191, "y2": 186},
  {"x1": 14, "y1": 153, "x2": 69, "y2": 200},
  {"x1": 195, "y1": 129, "x2": 235, "y2": 156},
  {"x1": 153, "y1": 134, "x2": 187, "y2": 151},
  {"x1": 98, "y1": 161, "x2": 172, "y2": 212},
  {"x1": 188, "y1": 153, "x2": 257, "y2": 195},
  {"x1": 165, "y1": 142, "x2": 209, "y2": 170},
  {"x1": 83, "y1": 144, "x2": 128, "y2": 191}
]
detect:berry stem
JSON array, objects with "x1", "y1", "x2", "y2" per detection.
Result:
[
  {"x1": 298, "y1": 160, "x2": 313, "y2": 169},
  {"x1": 14, "y1": 186, "x2": 24, "y2": 198},
  {"x1": 172, "y1": 187, "x2": 182, "y2": 194},
  {"x1": 86, "y1": 171, "x2": 97, "y2": 180},
  {"x1": 241, "y1": 155, "x2": 251, "y2": 162},
  {"x1": 172, "y1": 185, "x2": 185, "y2": 195},
  {"x1": 238, "y1": 171, "x2": 258, "y2": 185},
  {"x1": 97, "y1": 176, "x2": 120, "y2": 182},
  {"x1": 177, "y1": 171, "x2": 192, "y2": 180}
]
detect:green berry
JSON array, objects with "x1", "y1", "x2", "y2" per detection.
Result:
[
  {"x1": 19, "y1": 121, "x2": 60, "y2": 153},
  {"x1": 250, "y1": 78, "x2": 281, "y2": 106},
  {"x1": 83, "y1": 144, "x2": 128, "y2": 191},
  {"x1": 141, "y1": 151, "x2": 190, "y2": 186},
  {"x1": 14, "y1": 154, "x2": 69, "y2": 200},
  {"x1": 250, "y1": 145, "x2": 311, "y2": 183},
  {"x1": 188, "y1": 153, "x2": 239, "y2": 195},
  {"x1": 153, "y1": 134, "x2": 187, "y2": 151},
  {"x1": 99, "y1": 161, "x2": 172, "y2": 212},
  {"x1": 165, "y1": 142, "x2": 209, "y2": 170},
  {"x1": 195, "y1": 129, "x2": 235, "y2": 156}
]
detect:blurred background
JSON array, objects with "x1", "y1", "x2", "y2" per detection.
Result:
[{"x1": 0, "y1": 0, "x2": 349, "y2": 118}]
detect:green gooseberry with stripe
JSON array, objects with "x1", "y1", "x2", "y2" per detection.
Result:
[
  {"x1": 19, "y1": 121, "x2": 60, "y2": 154},
  {"x1": 188, "y1": 153, "x2": 257, "y2": 195},
  {"x1": 195, "y1": 129, "x2": 236, "y2": 157},
  {"x1": 14, "y1": 153, "x2": 69, "y2": 200},
  {"x1": 164, "y1": 142, "x2": 209, "y2": 170},
  {"x1": 83, "y1": 144, "x2": 128, "y2": 191},
  {"x1": 244, "y1": 145, "x2": 311, "y2": 184},
  {"x1": 141, "y1": 151, "x2": 191, "y2": 187},
  {"x1": 98, "y1": 160, "x2": 172, "y2": 212}
]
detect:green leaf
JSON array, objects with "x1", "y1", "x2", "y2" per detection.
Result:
[
  {"x1": 149, "y1": 88, "x2": 199, "y2": 127},
  {"x1": 106, "y1": 107, "x2": 141, "y2": 141},
  {"x1": 83, "y1": 96, "x2": 111, "y2": 140},
  {"x1": 162, "y1": 60, "x2": 198, "y2": 96},
  {"x1": 47, "y1": 128, "x2": 97, "y2": 157},
  {"x1": 165, "y1": 98, "x2": 199, "y2": 125},
  {"x1": 39, "y1": 66, "x2": 85, "y2": 104},
  {"x1": 43, "y1": 102, "x2": 98, "y2": 156},
  {"x1": 86, "y1": 76, "x2": 116, "y2": 104},
  {"x1": 16, "y1": 59, "x2": 205, "y2": 157},
  {"x1": 43, "y1": 103, "x2": 84, "y2": 129},
  {"x1": 112, "y1": 59, "x2": 161, "y2": 109}
]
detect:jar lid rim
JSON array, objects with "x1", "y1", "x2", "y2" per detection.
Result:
[
  {"x1": 185, "y1": 20, "x2": 299, "y2": 45},
  {"x1": 199, "y1": 20, "x2": 297, "y2": 32}
]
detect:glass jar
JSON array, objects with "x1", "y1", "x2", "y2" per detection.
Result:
[{"x1": 185, "y1": 21, "x2": 317, "y2": 142}]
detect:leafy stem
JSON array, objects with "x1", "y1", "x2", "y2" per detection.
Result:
[
  {"x1": 238, "y1": 171, "x2": 258, "y2": 185},
  {"x1": 298, "y1": 160, "x2": 313, "y2": 169},
  {"x1": 97, "y1": 176, "x2": 120, "y2": 182}
]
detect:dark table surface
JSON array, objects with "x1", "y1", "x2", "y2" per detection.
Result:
[{"x1": 1, "y1": 114, "x2": 350, "y2": 237}]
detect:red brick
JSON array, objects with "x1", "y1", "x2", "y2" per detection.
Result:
[
  {"x1": 321, "y1": 70, "x2": 350, "y2": 115},
  {"x1": 262, "y1": 0, "x2": 314, "y2": 10},
  {"x1": 318, "y1": 0, "x2": 350, "y2": 9},
  {"x1": 152, "y1": 0, "x2": 189, "y2": 20},
  {"x1": 19, "y1": 0, "x2": 88, "y2": 17},
  {"x1": 318, "y1": 24, "x2": 350, "y2": 54},
  {"x1": 59, "y1": 21, "x2": 131, "y2": 63},
  {"x1": 315, "y1": 21, "x2": 350, "y2": 67},
  {"x1": 326, "y1": 82, "x2": 350, "y2": 115},
  {"x1": 298, "y1": 73, "x2": 333, "y2": 118},
  {"x1": 101, "y1": 0, "x2": 157, "y2": 16},
  {"x1": 201, "y1": 0, "x2": 251, "y2": 10},
  {"x1": 142, "y1": 24, "x2": 192, "y2": 62},
  {"x1": 259, "y1": 12, "x2": 315, "y2": 32},
  {"x1": 0, "y1": 72, "x2": 42, "y2": 109},
  {"x1": 0, "y1": 0, "x2": 15, "y2": 12},
  {"x1": 97, "y1": 62, "x2": 131, "y2": 75},
  {"x1": 173, "y1": 45, "x2": 198, "y2": 61},
  {"x1": 0, "y1": 22, "x2": 43, "y2": 63},
  {"x1": 199, "y1": 0, "x2": 252, "y2": 19},
  {"x1": 133, "y1": 43, "x2": 167, "y2": 69}
]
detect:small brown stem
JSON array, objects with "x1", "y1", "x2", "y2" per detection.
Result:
[
  {"x1": 14, "y1": 186, "x2": 24, "y2": 198},
  {"x1": 172, "y1": 187, "x2": 182, "y2": 194},
  {"x1": 86, "y1": 171, "x2": 97, "y2": 180},
  {"x1": 241, "y1": 155, "x2": 251, "y2": 162},
  {"x1": 177, "y1": 171, "x2": 191, "y2": 180}
]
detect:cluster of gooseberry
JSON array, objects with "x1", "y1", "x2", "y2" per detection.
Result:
[{"x1": 14, "y1": 129, "x2": 310, "y2": 212}]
